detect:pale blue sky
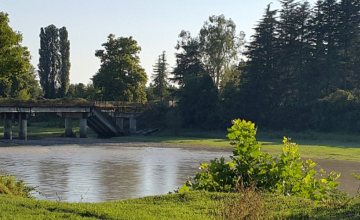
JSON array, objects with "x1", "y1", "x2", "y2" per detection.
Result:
[{"x1": 1, "y1": 0, "x2": 316, "y2": 85}]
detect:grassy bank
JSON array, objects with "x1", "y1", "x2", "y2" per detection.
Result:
[
  {"x1": 117, "y1": 130, "x2": 360, "y2": 161},
  {"x1": 1, "y1": 121, "x2": 360, "y2": 161},
  {"x1": 0, "y1": 191, "x2": 359, "y2": 219}
]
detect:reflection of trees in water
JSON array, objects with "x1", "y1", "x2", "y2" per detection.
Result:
[
  {"x1": 97, "y1": 158, "x2": 140, "y2": 200},
  {"x1": 37, "y1": 159, "x2": 69, "y2": 200},
  {"x1": 141, "y1": 155, "x2": 179, "y2": 196}
]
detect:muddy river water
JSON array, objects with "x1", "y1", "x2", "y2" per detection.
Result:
[{"x1": 0, "y1": 145, "x2": 359, "y2": 202}]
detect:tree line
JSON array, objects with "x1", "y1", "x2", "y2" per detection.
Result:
[{"x1": 1, "y1": 0, "x2": 360, "y2": 132}]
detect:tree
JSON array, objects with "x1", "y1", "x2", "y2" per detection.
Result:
[
  {"x1": 241, "y1": 4, "x2": 279, "y2": 125},
  {"x1": 178, "y1": 74, "x2": 219, "y2": 129},
  {"x1": 0, "y1": 12, "x2": 41, "y2": 99},
  {"x1": 172, "y1": 31, "x2": 205, "y2": 87},
  {"x1": 58, "y1": 27, "x2": 70, "y2": 98},
  {"x1": 0, "y1": 12, "x2": 31, "y2": 80},
  {"x1": 38, "y1": 24, "x2": 70, "y2": 99},
  {"x1": 152, "y1": 51, "x2": 169, "y2": 101},
  {"x1": 92, "y1": 34, "x2": 147, "y2": 102},
  {"x1": 276, "y1": 0, "x2": 313, "y2": 106},
  {"x1": 315, "y1": 0, "x2": 341, "y2": 95},
  {"x1": 199, "y1": 15, "x2": 245, "y2": 88},
  {"x1": 337, "y1": 0, "x2": 360, "y2": 90}
]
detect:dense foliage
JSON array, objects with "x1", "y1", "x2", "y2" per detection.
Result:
[
  {"x1": 38, "y1": 25, "x2": 70, "y2": 99},
  {"x1": 3, "y1": 1, "x2": 360, "y2": 133},
  {"x1": 93, "y1": 34, "x2": 147, "y2": 102},
  {"x1": 168, "y1": 0, "x2": 360, "y2": 133},
  {"x1": 0, "y1": 175, "x2": 35, "y2": 198},
  {"x1": 181, "y1": 119, "x2": 341, "y2": 201},
  {"x1": 0, "y1": 12, "x2": 42, "y2": 100}
]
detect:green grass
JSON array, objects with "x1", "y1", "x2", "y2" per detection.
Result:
[
  {"x1": 0, "y1": 192, "x2": 359, "y2": 219},
  {"x1": 0, "y1": 121, "x2": 98, "y2": 140}
]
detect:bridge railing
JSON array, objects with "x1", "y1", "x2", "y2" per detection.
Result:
[
  {"x1": 0, "y1": 99, "x2": 93, "y2": 108},
  {"x1": 0, "y1": 100, "x2": 176, "y2": 110}
]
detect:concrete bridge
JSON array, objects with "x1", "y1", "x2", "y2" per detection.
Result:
[{"x1": 0, "y1": 100, "x2": 155, "y2": 140}]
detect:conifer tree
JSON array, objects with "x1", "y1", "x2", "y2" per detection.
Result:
[
  {"x1": 338, "y1": 0, "x2": 360, "y2": 90},
  {"x1": 172, "y1": 31, "x2": 205, "y2": 87},
  {"x1": 152, "y1": 51, "x2": 169, "y2": 101},
  {"x1": 242, "y1": 4, "x2": 279, "y2": 123}
]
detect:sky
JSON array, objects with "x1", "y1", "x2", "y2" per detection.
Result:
[{"x1": 1, "y1": 0, "x2": 317, "y2": 85}]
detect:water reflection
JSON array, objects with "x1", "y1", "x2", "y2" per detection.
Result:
[
  {"x1": 0, "y1": 145, "x2": 358, "y2": 202},
  {"x1": 0, "y1": 146, "x2": 231, "y2": 202}
]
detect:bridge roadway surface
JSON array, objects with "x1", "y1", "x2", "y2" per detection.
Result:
[{"x1": 0, "y1": 100, "x2": 147, "y2": 140}]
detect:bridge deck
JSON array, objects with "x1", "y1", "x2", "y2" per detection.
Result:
[{"x1": 0, "y1": 100, "x2": 162, "y2": 113}]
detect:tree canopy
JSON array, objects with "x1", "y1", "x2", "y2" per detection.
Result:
[
  {"x1": 92, "y1": 34, "x2": 147, "y2": 102},
  {"x1": 0, "y1": 12, "x2": 41, "y2": 100},
  {"x1": 38, "y1": 24, "x2": 70, "y2": 99}
]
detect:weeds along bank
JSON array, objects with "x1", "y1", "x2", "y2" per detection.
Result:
[
  {"x1": 0, "y1": 119, "x2": 360, "y2": 219},
  {"x1": 0, "y1": 184, "x2": 360, "y2": 219}
]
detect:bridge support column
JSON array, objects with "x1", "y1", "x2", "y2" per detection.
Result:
[
  {"x1": 4, "y1": 113, "x2": 12, "y2": 140},
  {"x1": 79, "y1": 118, "x2": 87, "y2": 138},
  {"x1": 19, "y1": 113, "x2": 28, "y2": 140},
  {"x1": 116, "y1": 118, "x2": 123, "y2": 131},
  {"x1": 65, "y1": 118, "x2": 73, "y2": 137},
  {"x1": 130, "y1": 117, "x2": 136, "y2": 134}
]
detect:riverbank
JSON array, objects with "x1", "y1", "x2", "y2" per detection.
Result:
[
  {"x1": 2, "y1": 133, "x2": 360, "y2": 161},
  {"x1": 0, "y1": 191, "x2": 359, "y2": 219},
  {"x1": 1, "y1": 121, "x2": 360, "y2": 161}
]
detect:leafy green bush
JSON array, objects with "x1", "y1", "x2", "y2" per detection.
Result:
[
  {"x1": 181, "y1": 119, "x2": 340, "y2": 201},
  {"x1": 0, "y1": 175, "x2": 35, "y2": 198}
]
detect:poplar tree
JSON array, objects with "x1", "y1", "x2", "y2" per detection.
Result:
[
  {"x1": 59, "y1": 27, "x2": 70, "y2": 98},
  {"x1": 38, "y1": 25, "x2": 70, "y2": 99}
]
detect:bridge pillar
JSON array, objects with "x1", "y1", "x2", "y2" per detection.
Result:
[
  {"x1": 19, "y1": 113, "x2": 28, "y2": 140},
  {"x1": 130, "y1": 117, "x2": 136, "y2": 134},
  {"x1": 116, "y1": 118, "x2": 124, "y2": 131},
  {"x1": 65, "y1": 118, "x2": 73, "y2": 137},
  {"x1": 3, "y1": 113, "x2": 12, "y2": 140},
  {"x1": 79, "y1": 118, "x2": 87, "y2": 138}
]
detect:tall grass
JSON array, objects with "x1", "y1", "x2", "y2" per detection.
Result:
[{"x1": 0, "y1": 175, "x2": 35, "y2": 198}]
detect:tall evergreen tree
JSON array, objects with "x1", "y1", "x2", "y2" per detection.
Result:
[
  {"x1": 152, "y1": 51, "x2": 169, "y2": 101},
  {"x1": 317, "y1": 0, "x2": 341, "y2": 95},
  {"x1": 242, "y1": 4, "x2": 279, "y2": 124},
  {"x1": 276, "y1": 1, "x2": 313, "y2": 106},
  {"x1": 338, "y1": 0, "x2": 360, "y2": 90}
]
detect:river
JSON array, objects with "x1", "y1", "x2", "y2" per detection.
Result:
[{"x1": 0, "y1": 145, "x2": 359, "y2": 202}]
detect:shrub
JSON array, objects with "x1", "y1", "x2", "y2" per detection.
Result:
[
  {"x1": 0, "y1": 175, "x2": 35, "y2": 198},
  {"x1": 181, "y1": 119, "x2": 340, "y2": 201}
]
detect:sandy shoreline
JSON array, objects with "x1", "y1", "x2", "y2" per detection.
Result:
[{"x1": 0, "y1": 137, "x2": 233, "y2": 152}]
